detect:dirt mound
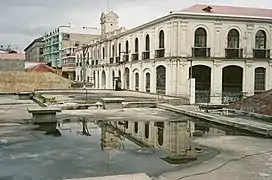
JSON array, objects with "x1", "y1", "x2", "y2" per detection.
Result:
[
  {"x1": 228, "y1": 89, "x2": 272, "y2": 116},
  {"x1": 0, "y1": 71, "x2": 73, "y2": 92}
]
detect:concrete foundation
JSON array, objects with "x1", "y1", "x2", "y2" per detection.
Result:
[
  {"x1": 101, "y1": 98, "x2": 125, "y2": 110},
  {"x1": 17, "y1": 92, "x2": 32, "y2": 100},
  {"x1": 27, "y1": 108, "x2": 61, "y2": 123}
]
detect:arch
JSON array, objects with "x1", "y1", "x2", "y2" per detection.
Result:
[
  {"x1": 125, "y1": 40, "x2": 129, "y2": 53},
  {"x1": 145, "y1": 72, "x2": 151, "y2": 92},
  {"x1": 144, "y1": 122, "x2": 150, "y2": 139},
  {"x1": 102, "y1": 70, "x2": 106, "y2": 89},
  {"x1": 222, "y1": 65, "x2": 243, "y2": 104},
  {"x1": 102, "y1": 47, "x2": 105, "y2": 59},
  {"x1": 157, "y1": 122, "x2": 164, "y2": 146},
  {"x1": 189, "y1": 65, "x2": 211, "y2": 103},
  {"x1": 254, "y1": 67, "x2": 266, "y2": 93},
  {"x1": 112, "y1": 45, "x2": 115, "y2": 57},
  {"x1": 134, "y1": 122, "x2": 138, "y2": 134},
  {"x1": 135, "y1": 37, "x2": 139, "y2": 53},
  {"x1": 145, "y1": 34, "x2": 150, "y2": 51},
  {"x1": 194, "y1": 27, "x2": 207, "y2": 47},
  {"x1": 255, "y1": 30, "x2": 267, "y2": 49},
  {"x1": 227, "y1": 29, "x2": 240, "y2": 48},
  {"x1": 97, "y1": 71, "x2": 100, "y2": 89},
  {"x1": 125, "y1": 67, "x2": 130, "y2": 89},
  {"x1": 159, "y1": 30, "x2": 165, "y2": 49},
  {"x1": 133, "y1": 68, "x2": 139, "y2": 73},
  {"x1": 156, "y1": 65, "x2": 166, "y2": 94},
  {"x1": 135, "y1": 72, "x2": 139, "y2": 91}
]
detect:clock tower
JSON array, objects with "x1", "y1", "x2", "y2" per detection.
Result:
[{"x1": 100, "y1": 11, "x2": 119, "y2": 36}]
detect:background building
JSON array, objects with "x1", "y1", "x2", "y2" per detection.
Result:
[
  {"x1": 24, "y1": 37, "x2": 44, "y2": 62},
  {"x1": 0, "y1": 51, "x2": 25, "y2": 71},
  {"x1": 43, "y1": 26, "x2": 100, "y2": 80},
  {"x1": 76, "y1": 5, "x2": 272, "y2": 105}
]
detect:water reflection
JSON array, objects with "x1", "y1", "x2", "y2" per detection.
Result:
[{"x1": 34, "y1": 123, "x2": 61, "y2": 137}]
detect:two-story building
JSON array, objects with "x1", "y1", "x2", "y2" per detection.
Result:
[{"x1": 76, "y1": 4, "x2": 272, "y2": 104}]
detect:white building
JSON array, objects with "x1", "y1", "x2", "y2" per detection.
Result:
[{"x1": 76, "y1": 4, "x2": 272, "y2": 104}]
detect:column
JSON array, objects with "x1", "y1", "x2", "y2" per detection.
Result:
[
  {"x1": 99, "y1": 69, "x2": 102, "y2": 89},
  {"x1": 166, "y1": 60, "x2": 172, "y2": 95},
  {"x1": 150, "y1": 28, "x2": 156, "y2": 59},
  {"x1": 171, "y1": 60, "x2": 177, "y2": 95},
  {"x1": 268, "y1": 61, "x2": 272, "y2": 90},
  {"x1": 244, "y1": 60, "x2": 254, "y2": 96},
  {"x1": 178, "y1": 61, "x2": 189, "y2": 97},
  {"x1": 246, "y1": 23, "x2": 254, "y2": 58},
  {"x1": 139, "y1": 61, "x2": 144, "y2": 91},
  {"x1": 139, "y1": 33, "x2": 144, "y2": 61},
  {"x1": 166, "y1": 22, "x2": 172, "y2": 57},
  {"x1": 151, "y1": 61, "x2": 156, "y2": 93},
  {"x1": 214, "y1": 21, "x2": 222, "y2": 57},
  {"x1": 129, "y1": 64, "x2": 133, "y2": 90},
  {"x1": 210, "y1": 60, "x2": 223, "y2": 104},
  {"x1": 180, "y1": 20, "x2": 188, "y2": 57},
  {"x1": 173, "y1": 21, "x2": 178, "y2": 57}
]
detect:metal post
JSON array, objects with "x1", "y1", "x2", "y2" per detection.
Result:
[{"x1": 82, "y1": 44, "x2": 91, "y2": 102}]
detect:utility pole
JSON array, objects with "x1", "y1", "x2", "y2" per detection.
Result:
[{"x1": 82, "y1": 44, "x2": 91, "y2": 102}]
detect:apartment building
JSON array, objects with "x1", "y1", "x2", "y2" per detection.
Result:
[
  {"x1": 43, "y1": 26, "x2": 100, "y2": 79},
  {"x1": 24, "y1": 37, "x2": 44, "y2": 62},
  {"x1": 76, "y1": 5, "x2": 272, "y2": 105}
]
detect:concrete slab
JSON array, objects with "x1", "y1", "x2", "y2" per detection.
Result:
[
  {"x1": 27, "y1": 107, "x2": 61, "y2": 123},
  {"x1": 65, "y1": 173, "x2": 152, "y2": 180},
  {"x1": 101, "y1": 98, "x2": 126, "y2": 110}
]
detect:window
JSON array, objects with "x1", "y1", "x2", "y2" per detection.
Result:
[
  {"x1": 134, "y1": 122, "x2": 138, "y2": 134},
  {"x1": 119, "y1": 43, "x2": 121, "y2": 55},
  {"x1": 254, "y1": 67, "x2": 266, "y2": 93},
  {"x1": 255, "y1": 30, "x2": 266, "y2": 49},
  {"x1": 159, "y1": 30, "x2": 164, "y2": 49},
  {"x1": 194, "y1": 28, "x2": 207, "y2": 47},
  {"x1": 227, "y1": 29, "x2": 239, "y2": 48},
  {"x1": 112, "y1": 45, "x2": 115, "y2": 57},
  {"x1": 146, "y1": 34, "x2": 150, "y2": 51},
  {"x1": 102, "y1": 47, "x2": 105, "y2": 59},
  {"x1": 125, "y1": 41, "x2": 129, "y2": 54},
  {"x1": 135, "y1": 38, "x2": 139, "y2": 53}
]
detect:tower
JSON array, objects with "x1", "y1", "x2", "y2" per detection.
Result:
[{"x1": 100, "y1": 11, "x2": 119, "y2": 36}]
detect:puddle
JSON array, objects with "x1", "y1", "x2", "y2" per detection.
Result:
[{"x1": 0, "y1": 117, "x2": 259, "y2": 179}]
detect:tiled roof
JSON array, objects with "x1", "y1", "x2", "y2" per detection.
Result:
[
  {"x1": 228, "y1": 89, "x2": 272, "y2": 116},
  {"x1": 180, "y1": 4, "x2": 272, "y2": 18},
  {"x1": 0, "y1": 53, "x2": 25, "y2": 60},
  {"x1": 25, "y1": 63, "x2": 56, "y2": 73}
]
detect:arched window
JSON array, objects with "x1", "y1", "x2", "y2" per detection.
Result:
[
  {"x1": 254, "y1": 67, "x2": 266, "y2": 93},
  {"x1": 125, "y1": 41, "x2": 129, "y2": 54},
  {"x1": 227, "y1": 29, "x2": 239, "y2": 48},
  {"x1": 135, "y1": 72, "x2": 139, "y2": 91},
  {"x1": 194, "y1": 28, "x2": 207, "y2": 47},
  {"x1": 119, "y1": 43, "x2": 121, "y2": 55},
  {"x1": 112, "y1": 45, "x2": 115, "y2": 57},
  {"x1": 135, "y1": 38, "x2": 139, "y2": 53},
  {"x1": 102, "y1": 47, "x2": 105, "y2": 59},
  {"x1": 255, "y1": 30, "x2": 266, "y2": 49},
  {"x1": 146, "y1": 34, "x2": 150, "y2": 51},
  {"x1": 146, "y1": 72, "x2": 150, "y2": 92},
  {"x1": 159, "y1": 30, "x2": 164, "y2": 49}
]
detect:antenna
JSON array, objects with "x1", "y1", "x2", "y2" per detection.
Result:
[{"x1": 107, "y1": 0, "x2": 110, "y2": 12}]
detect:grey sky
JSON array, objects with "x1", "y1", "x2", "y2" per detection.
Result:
[{"x1": 1, "y1": 0, "x2": 271, "y2": 52}]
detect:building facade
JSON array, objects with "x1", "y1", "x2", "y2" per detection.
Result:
[
  {"x1": 43, "y1": 26, "x2": 100, "y2": 80},
  {"x1": 24, "y1": 37, "x2": 44, "y2": 62},
  {"x1": 76, "y1": 5, "x2": 272, "y2": 104}
]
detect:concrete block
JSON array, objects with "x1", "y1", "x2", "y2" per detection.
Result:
[
  {"x1": 27, "y1": 107, "x2": 61, "y2": 123},
  {"x1": 101, "y1": 98, "x2": 125, "y2": 110}
]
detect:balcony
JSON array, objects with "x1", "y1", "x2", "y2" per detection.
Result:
[
  {"x1": 253, "y1": 49, "x2": 270, "y2": 59},
  {"x1": 225, "y1": 48, "x2": 243, "y2": 59},
  {"x1": 142, "y1": 51, "x2": 150, "y2": 60},
  {"x1": 110, "y1": 57, "x2": 114, "y2": 64},
  {"x1": 115, "y1": 56, "x2": 120, "y2": 63},
  {"x1": 132, "y1": 53, "x2": 139, "y2": 61},
  {"x1": 155, "y1": 48, "x2": 165, "y2": 58},
  {"x1": 123, "y1": 54, "x2": 129, "y2": 62},
  {"x1": 192, "y1": 47, "x2": 210, "y2": 58}
]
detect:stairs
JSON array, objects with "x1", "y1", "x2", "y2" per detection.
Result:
[{"x1": 0, "y1": 71, "x2": 73, "y2": 92}]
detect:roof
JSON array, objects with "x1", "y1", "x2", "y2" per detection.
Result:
[
  {"x1": 180, "y1": 4, "x2": 272, "y2": 18},
  {"x1": 25, "y1": 63, "x2": 56, "y2": 73},
  {"x1": 0, "y1": 53, "x2": 25, "y2": 60},
  {"x1": 228, "y1": 89, "x2": 272, "y2": 116},
  {"x1": 24, "y1": 37, "x2": 43, "y2": 51}
]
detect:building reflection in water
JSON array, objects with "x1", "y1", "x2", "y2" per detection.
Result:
[{"x1": 97, "y1": 119, "x2": 230, "y2": 158}]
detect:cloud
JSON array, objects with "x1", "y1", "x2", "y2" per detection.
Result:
[{"x1": 1, "y1": 0, "x2": 272, "y2": 51}]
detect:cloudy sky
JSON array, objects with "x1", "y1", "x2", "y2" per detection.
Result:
[{"x1": 0, "y1": 0, "x2": 271, "y2": 52}]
